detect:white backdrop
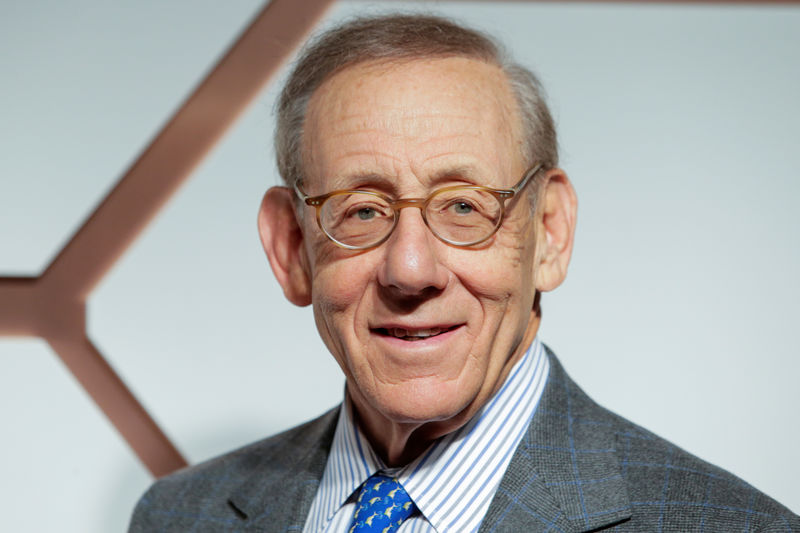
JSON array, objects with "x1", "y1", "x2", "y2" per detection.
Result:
[{"x1": 1, "y1": 2, "x2": 798, "y2": 531}]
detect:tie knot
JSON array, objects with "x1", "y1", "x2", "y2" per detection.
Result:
[{"x1": 349, "y1": 474, "x2": 416, "y2": 532}]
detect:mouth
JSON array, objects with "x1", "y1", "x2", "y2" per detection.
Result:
[{"x1": 373, "y1": 325, "x2": 460, "y2": 342}]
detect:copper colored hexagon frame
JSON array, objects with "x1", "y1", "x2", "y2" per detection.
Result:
[
  {"x1": 0, "y1": 0, "x2": 335, "y2": 478},
  {"x1": 0, "y1": 0, "x2": 796, "y2": 479}
]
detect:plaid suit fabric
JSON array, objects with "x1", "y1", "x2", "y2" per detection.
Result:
[
  {"x1": 129, "y1": 409, "x2": 338, "y2": 532},
  {"x1": 129, "y1": 348, "x2": 799, "y2": 532},
  {"x1": 480, "y1": 348, "x2": 799, "y2": 532}
]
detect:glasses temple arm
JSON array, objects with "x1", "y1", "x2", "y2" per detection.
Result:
[{"x1": 510, "y1": 163, "x2": 544, "y2": 196}]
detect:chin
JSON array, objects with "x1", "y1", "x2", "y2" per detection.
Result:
[{"x1": 374, "y1": 378, "x2": 478, "y2": 426}]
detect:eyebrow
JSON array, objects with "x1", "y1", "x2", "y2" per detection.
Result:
[
  {"x1": 328, "y1": 166, "x2": 484, "y2": 194},
  {"x1": 430, "y1": 166, "x2": 482, "y2": 185},
  {"x1": 327, "y1": 172, "x2": 394, "y2": 193}
]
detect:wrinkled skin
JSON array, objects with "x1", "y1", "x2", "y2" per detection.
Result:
[{"x1": 259, "y1": 57, "x2": 577, "y2": 465}]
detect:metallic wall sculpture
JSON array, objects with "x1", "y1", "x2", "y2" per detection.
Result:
[{"x1": 0, "y1": 0, "x2": 335, "y2": 478}]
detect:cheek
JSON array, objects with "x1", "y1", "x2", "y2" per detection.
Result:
[
  {"x1": 496, "y1": 216, "x2": 538, "y2": 283},
  {"x1": 447, "y1": 226, "x2": 538, "y2": 338},
  {"x1": 313, "y1": 267, "x2": 365, "y2": 318},
  {"x1": 310, "y1": 259, "x2": 374, "y2": 376},
  {"x1": 454, "y1": 242, "x2": 531, "y2": 301},
  {"x1": 309, "y1": 246, "x2": 378, "y2": 330}
]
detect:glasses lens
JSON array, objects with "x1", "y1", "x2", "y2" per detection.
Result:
[
  {"x1": 426, "y1": 188, "x2": 502, "y2": 245},
  {"x1": 320, "y1": 192, "x2": 395, "y2": 248}
]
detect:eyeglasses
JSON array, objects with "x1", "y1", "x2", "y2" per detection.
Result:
[{"x1": 294, "y1": 163, "x2": 543, "y2": 250}]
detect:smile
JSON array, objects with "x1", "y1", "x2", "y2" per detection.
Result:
[{"x1": 374, "y1": 325, "x2": 459, "y2": 341}]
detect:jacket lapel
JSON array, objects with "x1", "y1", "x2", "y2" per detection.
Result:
[
  {"x1": 480, "y1": 348, "x2": 632, "y2": 532},
  {"x1": 227, "y1": 408, "x2": 339, "y2": 532}
]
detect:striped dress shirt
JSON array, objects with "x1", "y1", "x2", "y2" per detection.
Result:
[{"x1": 303, "y1": 337, "x2": 550, "y2": 533}]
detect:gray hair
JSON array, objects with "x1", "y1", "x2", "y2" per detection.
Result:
[{"x1": 275, "y1": 14, "x2": 558, "y2": 189}]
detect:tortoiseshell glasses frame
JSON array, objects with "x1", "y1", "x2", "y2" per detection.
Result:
[{"x1": 293, "y1": 163, "x2": 544, "y2": 250}]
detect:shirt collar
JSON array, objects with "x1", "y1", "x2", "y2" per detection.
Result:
[{"x1": 311, "y1": 395, "x2": 382, "y2": 526}]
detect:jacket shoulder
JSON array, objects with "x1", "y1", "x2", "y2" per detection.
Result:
[
  {"x1": 128, "y1": 406, "x2": 339, "y2": 532},
  {"x1": 594, "y1": 397, "x2": 798, "y2": 530},
  {"x1": 531, "y1": 350, "x2": 799, "y2": 531}
]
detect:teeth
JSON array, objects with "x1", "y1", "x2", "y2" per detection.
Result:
[{"x1": 389, "y1": 327, "x2": 444, "y2": 339}]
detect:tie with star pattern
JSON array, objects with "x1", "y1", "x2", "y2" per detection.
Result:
[{"x1": 348, "y1": 474, "x2": 417, "y2": 532}]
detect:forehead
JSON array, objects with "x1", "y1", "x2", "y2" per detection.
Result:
[{"x1": 302, "y1": 56, "x2": 524, "y2": 190}]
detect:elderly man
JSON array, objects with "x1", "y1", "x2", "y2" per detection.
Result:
[{"x1": 130, "y1": 14, "x2": 798, "y2": 532}]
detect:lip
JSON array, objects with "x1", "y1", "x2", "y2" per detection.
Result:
[{"x1": 370, "y1": 323, "x2": 464, "y2": 347}]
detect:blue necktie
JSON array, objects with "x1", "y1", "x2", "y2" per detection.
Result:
[{"x1": 348, "y1": 474, "x2": 417, "y2": 532}]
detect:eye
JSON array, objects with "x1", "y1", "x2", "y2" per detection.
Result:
[
  {"x1": 343, "y1": 201, "x2": 390, "y2": 222},
  {"x1": 446, "y1": 199, "x2": 477, "y2": 216},
  {"x1": 356, "y1": 207, "x2": 377, "y2": 220}
]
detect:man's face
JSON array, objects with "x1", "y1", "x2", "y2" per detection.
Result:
[{"x1": 298, "y1": 57, "x2": 543, "y2": 433}]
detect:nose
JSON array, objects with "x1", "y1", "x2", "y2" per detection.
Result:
[{"x1": 376, "y1": 208, "x2": 449, "y2": 297}]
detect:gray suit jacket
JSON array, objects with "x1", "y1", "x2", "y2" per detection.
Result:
[{"x1": 129, "y1": 349, "x2": 799, "y2": 531}]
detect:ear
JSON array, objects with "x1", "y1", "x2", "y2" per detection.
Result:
[
  {"x1": 257, "y1": 187, "x2": 312, "y2": 306},
  {"x1": 534, "y1": 168, "x2": 578, "y2": 293}
]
